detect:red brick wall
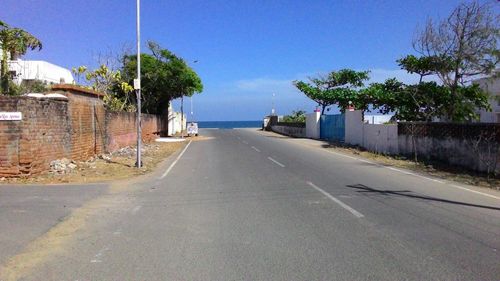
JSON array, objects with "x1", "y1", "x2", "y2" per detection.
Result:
[
  {"x1": 0, "y1": 96, "x2": 72, "y2": 177},
  {"x1": 67, "y1": 95, "x2": 106, "y2": 161},
  {"x1": 105, "y1": 111, "x2": 162, "y2": 152},
  {"x1": 0, "y1": 95, "x2": 165, "y2": 177}
]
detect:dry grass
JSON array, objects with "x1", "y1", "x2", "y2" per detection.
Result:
[{"x1": 2, "y1": 142, "x2": 185, "y2": 185}]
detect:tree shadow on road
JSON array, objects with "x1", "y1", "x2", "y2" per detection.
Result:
[{"x1": 346, "y1": 184, "x2": 500, "y2": 211}]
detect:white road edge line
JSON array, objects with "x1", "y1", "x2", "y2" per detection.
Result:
[
  {"x1": 131, "y1": 205, "x2": 142, "y2": 214},
  {"x1": 160, "y1": 140, "x2": 192, "y2": 179},
  {"x1": 307, "y1": 181, "x2": 364, "y2": 218},
  {"x1": 322, "y1": 147, "x2": 500, "y2": 199},
  {"x1": 242, "y1": 140, "x2": 249, "y2": 145},
  {"x1": 268, "y1": 157, "x2": 285, "y2": 167},
  {"x1": 251, "y1": 146, "x2": 261, "y2": 152},
  {"x1": 450, "y1": 184, "x2": 500, "y2": 200}
]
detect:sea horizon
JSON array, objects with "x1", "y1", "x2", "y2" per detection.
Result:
[{"x1": 195, "y1": 120, "x2": 262, "y2": 129}]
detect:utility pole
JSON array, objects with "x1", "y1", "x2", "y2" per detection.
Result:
[
  {"x1": 135, "y1": 0, "x2": 142, "y2": 168},
  {"x1": 271, "y1": 93, "x2": 276, "y2": 115}
]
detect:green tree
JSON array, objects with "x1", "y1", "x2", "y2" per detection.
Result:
[
  {"x1": 0, "y1": 20, "x2": 42, "y2": 94},
  {"x1": 72, "y1": 64, "x2": 135, "y2": 112},
  {"x1": 293, "y1": 69, "x2": 369, "y2": 114},
  {"x1": 121, "y1": 41, "x2": 203, "y2": 114},
  {"x1": 362, "y1": 51, "x2": 490, "y2": 122},
  {"x1": 282, "y1": 110, "x2": 306, "y2": 123}
]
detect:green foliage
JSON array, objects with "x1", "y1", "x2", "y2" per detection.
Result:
[
  {"x1": 282, "y1": 110, "x2": 306, "y2": 123},
  {"x1": 364, "y1": 79, "x2": 490, "y2": 122},
  {"x1": 397, "y1": 55, "x2": 453, "y2": 81},
  {"x1": 71, "y1": 66, "x2": 87, "y2": 85},
  {"x1": 0, "y1": 21, "x2": 42, "y2": 94},
  {"x1": 120, "y1": 41, "x2": 203, "y2": 114},
  {"x1": 293, "y1": 69, "x2": 369, "y2": 114},
  {"x1": 73, "y1": 64, "x2": 136, "y2": 112}
]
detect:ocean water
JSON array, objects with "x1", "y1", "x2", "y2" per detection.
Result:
[{"x1": 196, "y1": 121, "x2": 262, "y2": 129}]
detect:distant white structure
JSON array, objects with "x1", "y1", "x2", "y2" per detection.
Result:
[
  {"x1": 364, "y1": 114, "x2": 393, "y2": 124},
  {"x1": 474, "y1": 74, "x2": 500, "y2": 123},
  {"x1": 7, "y1": 59, "x2": 74, "y2": 85},
  {"x1": 167, "y1": 102, "x2": 186, "y2": 136}
]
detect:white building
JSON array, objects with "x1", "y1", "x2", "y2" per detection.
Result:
[
  {"x1": 474, "y1": 75, "x2": 500, "y2": 123},
  {"x1": 167, "y1": 102, "x2": 187, "y2": 136},
  {"x1": 7, "y1": 59, "x2": 74, "y2": 85}
]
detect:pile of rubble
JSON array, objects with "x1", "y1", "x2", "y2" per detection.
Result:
[
  {"x1": 112, "y1": 144, "x2": 158, "y2": 158},
  {"x1": 48, "y1": 144, "x2": 161, "y2": 174},
  {"x1": 50, "y1": 158, "x2": 77, "y2": 174}
]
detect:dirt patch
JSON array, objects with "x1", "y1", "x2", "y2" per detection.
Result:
[
  {"x1": 1, "y1": 142, "x2": 185, "y2": 185},
  {"x1": 323, "y1": 143, "x2": 500, "y2": 190},
  {"x1": 190, "y1": 135, "x2": 215, "y2": 141}
]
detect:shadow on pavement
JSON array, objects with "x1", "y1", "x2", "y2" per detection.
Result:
[{"x1": 346, "y1": 183, "x2": 500, "y2": 211}]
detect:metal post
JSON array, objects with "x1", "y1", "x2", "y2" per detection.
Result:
[
  {"x1": 135, "y1": 0, "x2": 142, "y2": 168},
  {"x1": 180, "y1": 95, "x2": 184, "y2": 138}
]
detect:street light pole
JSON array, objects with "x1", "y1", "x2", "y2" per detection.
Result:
[
  {"x1": 272, "y1": 93, "x2": 276, "y2": 115},
  {"x1": 135, "y1": 0, "x2": 142, "y2": 168}
]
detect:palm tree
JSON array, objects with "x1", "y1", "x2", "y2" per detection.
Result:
[{"x1": 0, "y1": 21, "x2": 42, "y2": 94}]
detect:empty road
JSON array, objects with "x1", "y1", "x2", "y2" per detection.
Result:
[{"x1": 1, "y1": 128, "x2": 499, "y2": 280}]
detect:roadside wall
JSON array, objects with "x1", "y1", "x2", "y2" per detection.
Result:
[
  {"x1": 362, "y1": 124, "x2": 398, "y2": 154},
  {"x1": 345, "y1": 110, "x2": 398, "y2": 154},
  {"x1": 0, "y1": 92, "x2": 166, "y2": 177},
  {"x1": 398, "y1": 122, "x2": 500, "y2": 173},
  {"x1": 67, "y1": 94, "x2": 106, "y2": 161},
  {"x1": 105, "y1": 111, "x2": 162, "y2": 152},
  {"x1": 306, "y1": 112, "x2": 320, "y2": 139},
  {"x1": 0, "y1": 96, "x2": 72, "y2": 176},
  {"x1": 271, "y1": 122, "x2": 306, "y2": 138}
]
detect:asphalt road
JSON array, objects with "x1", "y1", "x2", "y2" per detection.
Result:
[
  {"x1": 0, "y1": 183, "x2": 107, "y2": 267},
  {"x1": 2, "y1": 128, "x2": 500, "y2": 280}
]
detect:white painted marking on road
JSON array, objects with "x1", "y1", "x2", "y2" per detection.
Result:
[
  {"x1": 327, "y1": 149, "x2": 500, "y2": 199},
  {"x1": 90, "y1": 247, "x2": 109, "y2": 263},
  {"x1": 160, "y1": 140, "x2": 192, "y2": 179},
  {"x1": 251, "y1": 146, "x2": 261, "y2": 152},
  {"x1": 242, "y1": 140, "x2": 249, "y2": 145},
  {"x1": 358, "y1": 158, "x2": 375, "y2": 164},
  {"x1": 131, "y1": 205, "x2": 142, "y2": 214},
  {"x1": 268, "y1": 157, "x2": 285, "y2": 167},
  {"x1": 386, "y1": 166, "x2": 413, "y2": 175},
  {"x1": 307, "y1": 181, "x2": 364, "y2": 218},
  {"x1": 450, "y1": 184, "x2": 500, "y2": 200},
  {"x1": 274, "y1": 132, "x2": 500, "y2": 201},
  {"x1": 324, "y1": 149, "x2": 360, "y2": 161}
]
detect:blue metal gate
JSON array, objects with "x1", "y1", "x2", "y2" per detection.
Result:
[{"x1": 320, "y1": 114, "x2": 345, "y2": 141}]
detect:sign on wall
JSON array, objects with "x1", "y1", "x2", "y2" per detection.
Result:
[{"x1": 0, "y1": 112, "x2": 22, "y2": 121}]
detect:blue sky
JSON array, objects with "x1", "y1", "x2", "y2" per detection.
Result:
[{"x1": 2, "y1": 0, "x2": 463, "y2": 121}]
